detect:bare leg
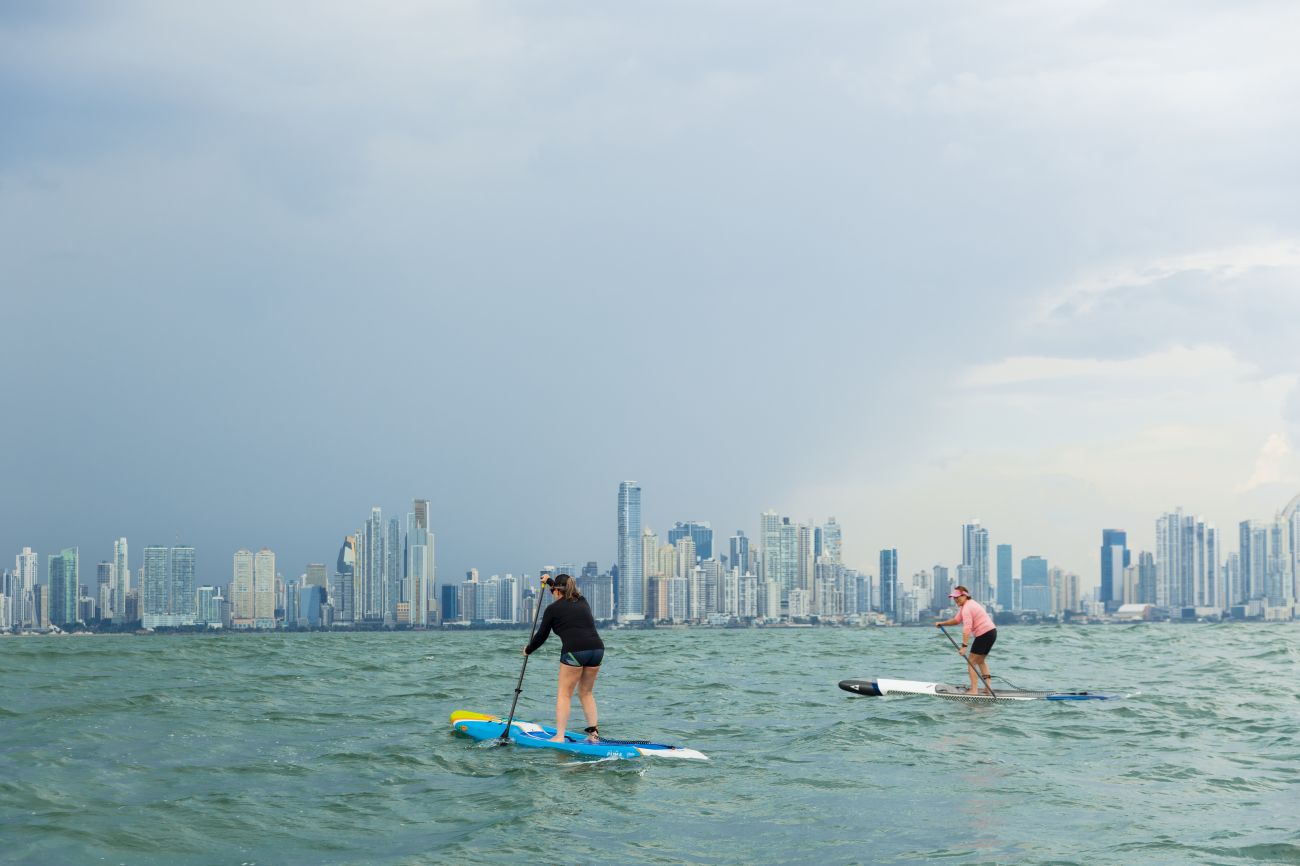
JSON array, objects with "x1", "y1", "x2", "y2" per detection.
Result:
[
  {"x1": 976, "y1": 656, "x2": 992, "y2": 693},
  {"x1": 577, "y1": 666, "x2": 600, "y2": 737},
  {"x1": 552, "y1": 664, "x2": 582, "y2": 742},
  {"x1": 966, "y1": 656, "x2": 980, "y2": 694},
  {"x1": 969, "y1": 653, "x2": 989, "y2": 693}
]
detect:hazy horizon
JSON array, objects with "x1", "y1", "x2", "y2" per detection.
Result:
[{"x1": 5, "y1": 2, "x2": 1300, "y2": 591}]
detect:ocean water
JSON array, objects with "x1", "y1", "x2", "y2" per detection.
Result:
[{"x1": 2, "y1": 623, "x2": 1298, "y2": 866}]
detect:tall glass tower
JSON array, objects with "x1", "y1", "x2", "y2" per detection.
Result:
[
  {"x1": 617, "y1": 481, "x2": 643, "y2": 621},
  {"x1": 961, "y1": 520, "x2": 991, "y2": 604},
  {"x1": 1099, "y1": 529, "x2": 1130, "y2": 607},
  {"x1": 996, "y1": 544, "x2": 1013, "y2": 611},
  {"x1": 48, "y1": 548, "x2": 79, "y2": 628},
  {"x1": 879, "y1": 549, "x2": 898, "y2": 621}
]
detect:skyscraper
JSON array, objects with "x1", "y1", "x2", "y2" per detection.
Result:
[
  {"x1": 729, "y1": 530, "x2": 750, "y2": 575},
  {"x1": 616, "y1": 481, "x2": 643, "y2": 621},
  {"x1": 961, "y1": 520, "x2": 991, "y2": 604},
  {"x1": 232, "y1": 549, "x2": 255, "y2": 626},
  {"x1": 141, "y1": 545, "x2": 170, "y2": 628},
  {"x1": 253, "y1": 548, "x2": 276, "y2": 628},
  {"x1": 1020, "y1": 556, "x2": 1049, "y2": 613},
  {"x1": 407, "y1": 499, "x2": 436, "y2": 627},
  {"x1": 821, "y1": 518, "x2": 842, "y2": 565},
  {"x1": 113, "y1": 538, "x2": 130, "y2": 625},
  {"x1": 171, "y1": 546, "x2": 196, "y2": 625},
  {"x1": 879, "y1": 548, "x2": 898, "y2": 621},
  {"x1": 1157, "y1": 509, "x2": 1216, "y2": 609},
  {"x1": 48, "y1": 547, "x2": 79, "y2": 628},
  {"x1": 1099, "y1": 529, "x2": 1130, "y2": 608},
  {"x1": 333, "y1": 536, "x2": 355, "y2": 624},
  {"x1": 996, "y1": 544, "x2": 1013, "y2": 611},
  {"x1": 668, "y1": 521, "x2": 713, "y2": 560},
  {"x1": 15, "y1": 547, "x2": 38, "y2": 628}
]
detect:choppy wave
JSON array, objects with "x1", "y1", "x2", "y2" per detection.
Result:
[{"x1": 2, "y1": 624, "x2": 1298, "y2": 864}]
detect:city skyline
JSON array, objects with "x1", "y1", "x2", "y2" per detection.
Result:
[
  {"x1": 7, "y1": 485, "x2": 1299, "y2": 612},
  {"x1": 5, "y1": 4, "x2": 1300, "y2": 598}
]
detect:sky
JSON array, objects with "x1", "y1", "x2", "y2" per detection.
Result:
[{"x1": 4, "y1": 1, "x2": 1300, "y2": 593}]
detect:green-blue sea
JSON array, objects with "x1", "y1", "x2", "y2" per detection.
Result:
[{"x1": 3, "y1": 624, "x2": 1298, "y2": 865}]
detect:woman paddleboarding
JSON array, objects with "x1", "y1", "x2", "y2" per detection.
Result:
[
  {"x1": 523, "y1": 574, "x2": 605, "y2": 742},
  {"x1": 934, "y1": 584, "x2": 997, "y2": 695}
]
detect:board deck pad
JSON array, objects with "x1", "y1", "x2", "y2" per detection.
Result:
[{"x1": 450, "y1": 710, "x2": 708, "y2": 760}]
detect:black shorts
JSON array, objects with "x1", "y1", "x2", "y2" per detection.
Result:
[
  {"x1": 969, "y1": 630, "x2": 997, "y2": 656},
  {"x1": 560, "y1": 648, "x2": 604, "y2": 668}
]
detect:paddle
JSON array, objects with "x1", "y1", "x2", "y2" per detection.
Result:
[
  {"x1": 501, "y1": 574, "x2": 550, "y2": 743},
  {"x1": 938, "y1": 626, "x2": 997, "y2": 698}
]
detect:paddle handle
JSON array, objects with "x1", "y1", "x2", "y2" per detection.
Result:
[{"x1": 939, "y1": 625, "x2": 997, "y2": 698}]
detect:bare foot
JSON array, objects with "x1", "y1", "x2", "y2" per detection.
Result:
[
  {"x1": 967, "y1": 688, "x2": 980, "y2": 695},
  {"x1": 549, "y1": 734, "x2": 566, "y2": 742}
]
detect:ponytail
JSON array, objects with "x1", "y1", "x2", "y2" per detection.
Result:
[{"x1": 549, "y1": 573, "x2": 582, "y2": 601}]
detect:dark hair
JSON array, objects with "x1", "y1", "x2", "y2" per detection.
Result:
[
  {"x1": 548, "y1": 573, "x2": 582, "y2": 601},
  {"x1": 953, "y1": 585, "x2": 971, "y2": 598}
]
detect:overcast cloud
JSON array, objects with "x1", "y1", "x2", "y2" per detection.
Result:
[{"x1": 4, "y1": 1, "x2": 1300, "y2": 590}]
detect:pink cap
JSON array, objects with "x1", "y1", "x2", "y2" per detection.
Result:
[{"x1": 948, "y1": 589, "x2": 966, "y2": 599}]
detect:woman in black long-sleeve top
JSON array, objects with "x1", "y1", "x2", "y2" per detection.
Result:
[{"x1": 523, "y1": 574, "x2": 605, "y2": 742}]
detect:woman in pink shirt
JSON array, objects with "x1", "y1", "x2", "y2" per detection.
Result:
[{"x1": 934, "y1": 585, "x2": 997, "y2": 695}]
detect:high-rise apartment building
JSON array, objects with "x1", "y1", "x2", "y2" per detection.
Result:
[
  {"x1": 820, "y1": 518, "x2": 843, "y2": 564},
  {"x1": 1020, "y1": 556, "x2": 1049, "y2": 613},
  {"x1": 112, "y1": 538, "x2": 130, "y2": 625},
  {"x1": 232, "y1": 549, "x2": 255, "y2": 626},
  {"x1": 1099, "y1": 529, "x2": 1131, "y2": 608},
  {"x1": 48, "y1": 548, "x2": 79, "y2": 628},
  {"x1": 668, "y1": 521, "x2": 713, "y2": 561},
  {"x1": 15, "y1": 547, "x2": 38, "y2": 629},
  {"x1": 406, "y1": 499, "x2": 436, "y2": 627},
  {"x1": 253, "y1": 548, "x2": 276, "y2": 628},
  {"x1": 616, "y1": 481, "x2": 644, "y2": 622},
  {"x1": 729, "y1": 531, "x2": 750, "y2": 575},
  {"x1": 996, "y1": 544, "x2": 1013, "y2": 611},
  {"x1": 961, "y1": 520, "x2": 992, "y2": 604},
  {"x1": 879, "y1": 548, "x2": 898, "y2": 621}
]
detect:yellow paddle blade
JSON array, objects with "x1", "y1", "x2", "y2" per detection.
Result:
[{"x1": 450, "y1": 710, "x2": 498, "y2": 724}]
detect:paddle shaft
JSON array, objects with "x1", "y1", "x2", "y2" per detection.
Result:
[
  {"x1": 939, "y1": 626, "x2": 997, "y2": 698},
  {"x1": 502, "y1": 576, "x2": 549, "y2": 742}
]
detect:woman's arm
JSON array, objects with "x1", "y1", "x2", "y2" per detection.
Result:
[
  {"x1": 934, "y1": 616, "x2": 960, "y2": 627},
  {"x1": 524, "y1": 607, "x2": 555, "y2": 655}
]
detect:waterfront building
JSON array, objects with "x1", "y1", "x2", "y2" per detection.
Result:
[
  {"x1": 297, "y1": 584, "x2": 327, "y2": 627},
  {"x1": 668, "y1": 521, "x2": 713, "y2": 561},
  {"x1": 996, "y1": 544, "x2": 1013, "y2": 611},
  {"x1": 820, "y1": 518, "x2": 842, "y2": 564},
  {"x1": 931, "y1": 564, "x2": 951, "y2": 612},
  {"x1": 305, "y1": 563, "x2": 328, "y2": 588},
  {"x1": 729, "y1": 530, "x2": 750, "y2": 575},
  {"x1": 406, "y1": 500, "x2": 436, "y2": 627},
  {"x1": 112, "y1": 538, "x2": 130, "y2": 626},
  {"x1": 675, "y1": 538, "x2": 697, "y2": 602},
  {"x1": 141, "y1": 546, "x2": 170, "y2": 628},
  {"x1": 646, "y1": 574, "x2": 671, "y2": 621},
  {"x1": 879, "y1": 549, "x2": 898, "y2": 621},
  {"x1": 48, "y1": 548, "x2": 79, "y2": 628},
  {"x1": 616, "y1": 481, "x2": 644, "y2": 622},
  {"x1": 1020, "y1": 556, "x2": 1049, "y2": 613},
  {"x1": 961, "y1": 520, "x2": 992, "y2": 604},
  {"x1": 641, "y1": 528, "x2": 660, "y2": 610},
  {"x1": 252, "y1": 548, "x2": 275, "y2": 628},
  {"x1": 15, "y1": 547, "x2": 38, "y2": 629},
  {"x1": 439, "y1": 583, "x2": 459, "y2": 623},
  {"x1": 333, "y1": 536, "x2": 356, "y2": 623},
  {"x1": 96, "y1": 561, "x2": 114, "y2": 621},
  {"x1": 196, "y1": 585, "x2": 224, "y2": 627},
  {"x1": 1157, "y1": 510, "x2": 1217, "y2": 609},
  {"x1": 1100, "y1": 529, "x2": 1130, "y2": 608}
]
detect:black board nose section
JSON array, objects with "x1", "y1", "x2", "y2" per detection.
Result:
[{"x1": 838, "y1": 679, "x2": 882, "y2": 696}]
